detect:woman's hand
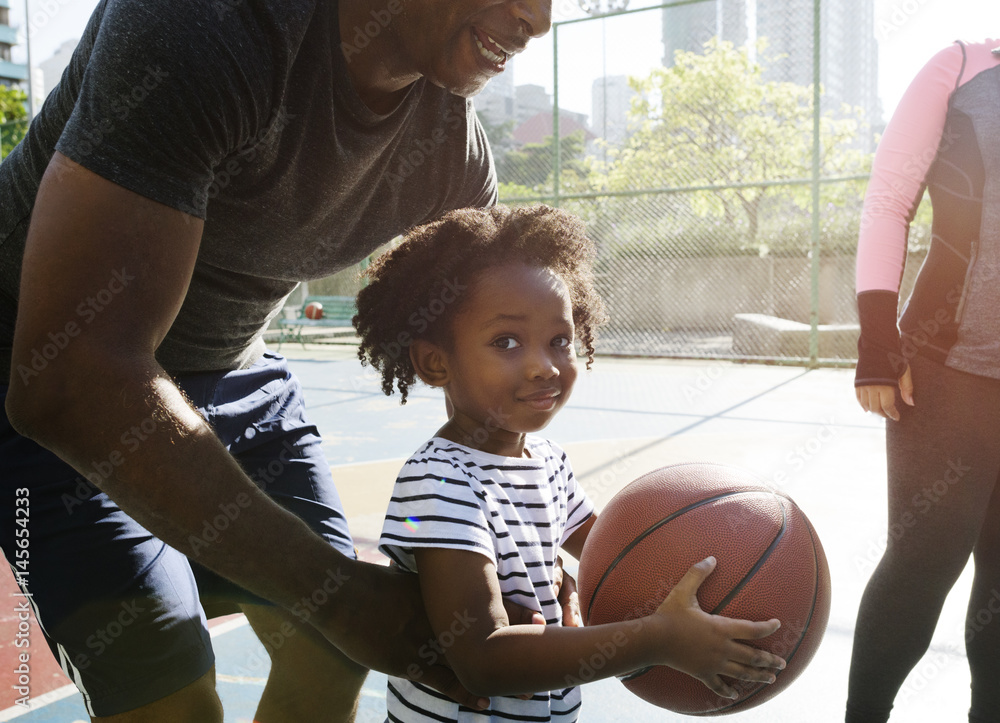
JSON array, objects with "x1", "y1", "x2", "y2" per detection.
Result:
[{"x1": 856, "y1": 365, "x2": 914, "y2": 421}]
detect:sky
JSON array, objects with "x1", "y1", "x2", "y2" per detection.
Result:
[{"x1": 6, "y1": 0, "x2": 1000, "y2": 122}]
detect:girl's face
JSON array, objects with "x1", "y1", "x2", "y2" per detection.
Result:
[{"x1": 439, "y1": 262, "x2": 578, "y2": 457}]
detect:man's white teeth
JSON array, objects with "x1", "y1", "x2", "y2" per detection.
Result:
[
  {"x1": 487, "y1": 36, "x2": 510, "y2": 54},
  {"x1": 476, "y1": 37, "x2": 506, "y2": 64}
]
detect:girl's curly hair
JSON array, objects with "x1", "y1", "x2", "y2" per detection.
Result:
[{"x1": 353, "y1": 204, "x2": 608, "y2": 403}]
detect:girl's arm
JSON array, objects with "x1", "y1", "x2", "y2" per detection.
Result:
[
  {"x1": 560, "y1": 514, "x2": 596, "y2": 561},
  {"x1": 413, "y1": 548, "x2": 785, "y2": 700}
]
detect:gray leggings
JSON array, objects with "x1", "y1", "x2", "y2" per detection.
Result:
[{"x1": 846, "y1": 353, "x2": 1000, "y2": 723}]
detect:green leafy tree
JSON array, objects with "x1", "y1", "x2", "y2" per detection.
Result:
[
  {"x1": 598, "y1": 38, "x2": 871, "y2": 255},
  {"x1": 497, "y1": 130, "x2": 591, "y2": 198},
  {"x1": 0, "y1": 85, "x2": 29, "y2": 160},
  {"x1": 475, "y1": 112, "x2": 516, "y2": 163}
]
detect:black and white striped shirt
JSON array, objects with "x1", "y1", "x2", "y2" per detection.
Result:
[{"x1": 379, "y1": 436, "x2": 594, "y2": 722}]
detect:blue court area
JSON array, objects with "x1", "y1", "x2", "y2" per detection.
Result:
[{"x1": 1, "y1": 346, "x2": 977, "y2": 722}]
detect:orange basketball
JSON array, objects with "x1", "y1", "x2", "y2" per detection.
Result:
[
  {"x1": 578, "y1": 463, "x2": 830, "y2": 716},
  {"x1": 304, "y1": 302, "x2": 324, "y2": 320}
]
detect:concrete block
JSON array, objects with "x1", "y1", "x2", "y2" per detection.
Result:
[{"x1": 732, "y1": 313, "x2": 859, "y2": 358}]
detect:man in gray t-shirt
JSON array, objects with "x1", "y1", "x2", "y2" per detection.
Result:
[{"x1": 0, "y1": 0, "x2": 553, "y2": 719}]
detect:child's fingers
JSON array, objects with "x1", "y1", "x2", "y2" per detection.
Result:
[
  {"x1": 672, "y1": 556, "x2": 717, "y2": 600},
  {"x1": 698, "y1": 674, "x2": 738, "y2": 700},
  {"x1": 699, "y1": 656, "x2": 782, "y2": 700},
  {"x1": 561, "y1": 589, "x2": 582, "y2": 627},
  {"x1": 553, "y1": 556, "x2": 584, "y2": 627},
  {"x1": 719, "y1": 659, "x2": 778, "y2": 684},
  {"x1": 728, "y1": 640, "x2": 786, "y2": 672},
  {"x1": 725, "y1": 616, "x2": 781, "y2": 640}
]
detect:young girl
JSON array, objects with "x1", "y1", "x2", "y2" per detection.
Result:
[{"x1": 354, "y1": 205, "x2": 785, "y2": 722}]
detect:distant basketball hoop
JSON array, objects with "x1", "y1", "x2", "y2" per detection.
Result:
[{"x1": 577, "y1": 0, "x2": 630, "y2": 16}]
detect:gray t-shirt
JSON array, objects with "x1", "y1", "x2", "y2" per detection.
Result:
[{"x1": 0, "y1": 0, "x2": 496, "y2": 379}]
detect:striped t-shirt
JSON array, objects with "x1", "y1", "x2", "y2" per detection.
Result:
[{"x1": 379, "y1": 436, "x2": 595, "y2": 723}]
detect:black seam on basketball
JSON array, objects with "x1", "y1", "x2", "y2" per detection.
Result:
[
  {"x1": 712, "y1": 508, "x2": 824, "y2": 714},
  {"x1": 584, "y1": 490, "x2": 750, "y2": 622},
  {"x1": 614, "y1": 497, "x2": 789, "y2": 701},
  {"x1": 709, "y1": 500, "x2": 787, "y2": 615}
]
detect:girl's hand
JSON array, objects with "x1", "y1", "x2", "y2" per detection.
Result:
[
  {"x1": 553, "y1": 556, "x2": 583, "y2": 627},
  {"x1": 856, "y1": 365, "x2": 914, "y2": 421},
  {"x1": 650, "y1": 557, "x2": 786, "y2": 700}
]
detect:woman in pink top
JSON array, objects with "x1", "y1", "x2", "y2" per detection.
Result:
[{"x1": 849, "y1": 40, "x2": 1000, "y2": 723}]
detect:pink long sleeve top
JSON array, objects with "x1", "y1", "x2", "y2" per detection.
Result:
[{"x1": 855, "y1": 39, "x2": 1000, "y2": 386}]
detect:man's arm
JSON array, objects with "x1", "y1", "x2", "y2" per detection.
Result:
[
  {"x1": 4, "y1": 154, "x2": 479, "y2": 705},
  {"x1": 7, "y1": 152, "x2": 344, "y2": 610}
]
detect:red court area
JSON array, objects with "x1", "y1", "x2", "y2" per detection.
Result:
[
  {"x1": 0, "y1": 537, "x2": 386, "y2": 716},
  {"x1": 0, "y1": 569, "x2": 68, "y2": 711}
]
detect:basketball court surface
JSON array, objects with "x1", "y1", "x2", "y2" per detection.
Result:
[{"x1": 0, "y1": 346, "x2": 976, "y2": 721}]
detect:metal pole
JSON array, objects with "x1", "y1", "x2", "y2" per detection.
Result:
[
  {"x1": 23, "y1": 0, "x2": 33, "y2": 120},
  {"x1": 552, "y1": 23, "x2": 560, "y2": 208},
  {"x1": 601, "y1": 19, "x2": 607, "y2": 166},
  {"x1": 808, "y1": 0, "x2": 821, "y2": 366}
]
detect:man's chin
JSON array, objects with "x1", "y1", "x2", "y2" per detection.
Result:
[{"x1": 425, "y1": 70, "x2": 494, "y2": 99}]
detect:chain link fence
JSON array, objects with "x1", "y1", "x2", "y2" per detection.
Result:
[
  {"x1": 275, "y1": 0, "x2": 929, "y2": 363},
  {"x1": 479, "y1": 0, "x2": 929, "y2": 366}
]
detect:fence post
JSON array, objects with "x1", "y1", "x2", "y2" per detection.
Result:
[
  {"x1": 552, "y1": 22, "x2": 561, "y2": 208},
  {"x1": 808, "y1": 0, "x2": 822, "y2": 366}
]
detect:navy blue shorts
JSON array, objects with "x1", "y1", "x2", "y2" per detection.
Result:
[{"x1": 0, "y1": 351, "x2": 355, "y2": 717}]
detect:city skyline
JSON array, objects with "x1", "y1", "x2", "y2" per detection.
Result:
[
  {"x1": 5, "y1": 0, "x2": 999, "y2": 123},
  {"x1": 660, "y1": 0, "x2": 880, "y2": 149}
]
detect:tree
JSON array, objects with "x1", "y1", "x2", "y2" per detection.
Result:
[
  {"x1": 500, "y1": 130, "x2": 589, "y2": 192},
  {"x1": 0, "y1": 85, "x2": 29, "y2": 160},
  {"x1": 476, "y1": 112, "x2": 516, "y2": 160},
  {"x1": 597, "y1": 38, "x2": 871, "y2": 255}
]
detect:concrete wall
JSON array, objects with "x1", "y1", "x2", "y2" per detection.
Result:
[{"x1": 597, "y1": 251, "x2": 926, "y2": 332}]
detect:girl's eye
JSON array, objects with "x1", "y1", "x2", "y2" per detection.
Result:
[
  {"x1": 492, "y1": 336, "x2": 520, "y2": 350},
  {"x1": 552, "y1": 336, "x2": 573, "y2": 348}
]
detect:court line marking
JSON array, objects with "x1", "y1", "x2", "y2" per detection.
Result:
[{"x1": 0, "y1": 616, "x2": 253, "y2": 720}]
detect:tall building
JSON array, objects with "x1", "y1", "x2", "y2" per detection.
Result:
[
  {"x1": 475, "y1": 67, "x2": 515, "y2": 131},
  {"x1": 510, "y1": 84, "x2": 588, "y2": 147},
  {"x1": 662, "y1": 0, "x2": 746, "y2": 66},
  {"x1": 662, "y1": 0, "x2": 880, "y2": 147},
  {"x1": 0, "y1": 0, "x2": 28, "y2": 88},
  {"x1": 39, "y1": 38, "x2": 78, "y2": 100},
  {"x1": 591, "y1": 74, "x2": 638, "y2": 150},
  {"x1": 515, "y1": 84, "x2": 552, "y2": 127},
  {"x1": 475, "y1": 70, "x2": 589, "y2": 153}
]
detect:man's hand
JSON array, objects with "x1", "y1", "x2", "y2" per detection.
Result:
[{"x1": 326, "y1": 561, "x2": 489, "y2": 710}]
